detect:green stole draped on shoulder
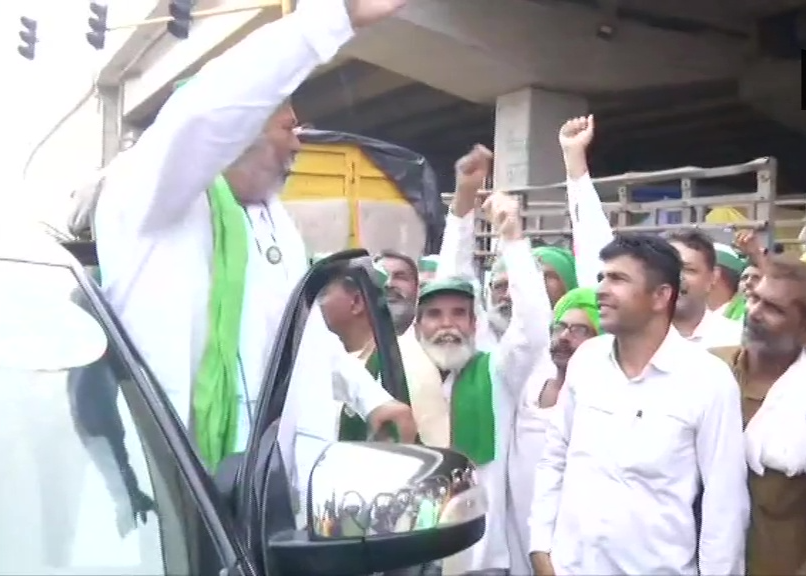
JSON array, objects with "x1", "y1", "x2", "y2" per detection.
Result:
[
  {"x1": 193, "y1": 175, "x2": 248, "y2": 471},
  {"x1": 450, "y1": 352, "x2": 495, "y2": 466},
  {"x1": 723, "y1": 293, "x2": 747, "y2": 321},
  {"x1": 338, "y1": 350, "x2": 415, "y2": 442}
]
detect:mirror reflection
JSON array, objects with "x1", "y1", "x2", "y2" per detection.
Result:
[{"x1": 309, "y1": 442, "x2": 485, "y2": 540}]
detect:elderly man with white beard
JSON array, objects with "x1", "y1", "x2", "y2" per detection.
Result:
[{"x1": 407, "y1": 190, "x2": 550, "y2": 575}]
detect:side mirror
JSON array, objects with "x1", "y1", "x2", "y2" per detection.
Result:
[{"x1": 267, "y1": 442, "x2": 486, "y2": 576}]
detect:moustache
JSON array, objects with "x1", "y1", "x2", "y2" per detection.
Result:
[
  {"x1": 550, "y1": 341, "x2": 573, "y2": 357},
  {"x1": 430, "y1": 329, "x2": 465, "y2": 345},
  {"x1": 386, "y1": 287, "x2": 405, "y2": 302},
  {"x1": 493, "y1": 302, "x2": 512, "y2": 316},
  {"x1": 743, "y1": 317, "x2": 768, "y2": 339}
]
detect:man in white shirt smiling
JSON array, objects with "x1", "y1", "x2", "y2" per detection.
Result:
[
  {"x1": 559, "y1": 115, "x2": 741, "y2": 349},
  {"x1": 664, "y1": 228, "x2": 743, "y2": 347},
  {"x1": 529, "y1": 233, "x2": 749, "y2": 576}
]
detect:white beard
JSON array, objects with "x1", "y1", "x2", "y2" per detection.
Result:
[
  {"x1": 487, "y1": 305, "x2": 511, "y2": 337},
  {"x1": 419, "y1": 336, "x2": 476, "y2": 372}
]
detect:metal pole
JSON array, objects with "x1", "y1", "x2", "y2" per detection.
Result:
[{"x1": 106, "y1": 0, "x2": 283, "y2": 31}]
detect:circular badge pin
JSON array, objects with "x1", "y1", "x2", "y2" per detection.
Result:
[{"x1": 266, "y1": 245, "x2": 283, "y2": 265}]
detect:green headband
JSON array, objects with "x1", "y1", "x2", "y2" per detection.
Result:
[
  {"x1": 418, "y1": 255, "x2": 439, "y2": 273},
  {"x1": 494, "y1": 246, "x2": 577, "y2": 290},
  {"x1": 552, "y1": 287, "x2": 600, "y2": 333},
  {"x1": 714, "y1": 243, "x2": 748, "y2": 274}
]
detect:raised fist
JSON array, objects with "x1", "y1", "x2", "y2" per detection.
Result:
[
  {"x1": 455, "y1": 144, "x2": 493, "y2": 195},
  {"x1": 344, "y1": 0, "x2": 407, "y2": 28},
  {"x1": 482, "y1": 191, "x2": 521, "y2": 240},
  {"x1": 558, "y1": 114, "x2": 595, "y2": 153}
]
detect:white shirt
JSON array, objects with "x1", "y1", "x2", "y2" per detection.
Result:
[
  {"x1": 529, "y1": 328, "x2": 749, "y2": 575},
  {"x1": 686, "y1": 308, "x2": 742, "y2": 349},
  {"x1": 94, "y1": 0, "x2": 390, "y2": 474}
]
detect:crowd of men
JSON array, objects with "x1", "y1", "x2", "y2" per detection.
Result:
[{"x1": 92, "y1": 0, "x2": 806, "y2": 574}]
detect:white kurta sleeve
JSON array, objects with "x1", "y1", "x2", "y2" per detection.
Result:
[
  {"x1": 436, "y1": 210, "x2": 495, "y2": 347},
  {"x1": 437, "y1": 210, "x2": 477, "y2": 280},
  {"x1": 98, "y1": 0, "x2": 355, "y2": 236},
  {"x1": 696, "y1": 360, "x2": 749, "y2": 575},
  {"x1": 492, "y1": 238, "x2": 551, "y2": 400},
  {"x1": 528, "y1": 354, "x2": 578, "y2": 554},
  {"x1": 566, "y1": 173, "x2": 614, "y2": 288},
  {"x1": 315, "y1": 305, "x2": 392, "y2": 419}
]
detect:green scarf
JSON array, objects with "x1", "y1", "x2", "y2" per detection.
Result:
[
  {"x1": 451, "y1": 352, "x2": 495, "y2": 466},
  {"x1": 193, "y1": 175, "x2": 248, "y2": 471},
  {"x1": 338, "y1": 349, "x2": 416, "y2": 442},
  {"x1": 723, "y1": 293, "x2": 747, "y2": 321}
]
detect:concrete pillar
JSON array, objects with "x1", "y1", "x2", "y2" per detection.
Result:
[{"x1": 493, "y1": 87, "x2": 588, "y2": 246}]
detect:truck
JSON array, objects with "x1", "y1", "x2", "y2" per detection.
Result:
[
  {"x1": 65, "y1": 130, "x2": 446, "y2": 261},
  {"x1": 442, "y1": 157, "x2": 806, "y2": 270}
]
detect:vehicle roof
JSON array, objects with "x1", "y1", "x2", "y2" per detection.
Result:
[{"x1": 0, "y1": 230, "x2": 83, "y2": 269}]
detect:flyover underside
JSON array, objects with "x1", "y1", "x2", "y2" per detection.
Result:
[{"x1": 294, "y1": 64, "x2": 806, "y2": 194}]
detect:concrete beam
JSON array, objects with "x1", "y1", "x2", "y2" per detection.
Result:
[
  {"x1": 740, "y1": 58, "x2": 806, "y2": 133},
  {"x1": 295, "y1": 64, "x2": 413, "y2": 120},
  {"x1": 314, "y1": 83, "x2": 460, "y2": 132},
  {"x1": 345, "y1": 0, "x2": 747, "y2": 102}
]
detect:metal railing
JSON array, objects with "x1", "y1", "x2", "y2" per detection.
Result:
[{"x1": 442, "y1": 157, "x2": 806, "y2": 269}]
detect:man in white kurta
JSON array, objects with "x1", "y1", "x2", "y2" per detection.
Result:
[
  {"x1": 94, "y1": 0, "x2": 414, "y2": 504},
  {"x1": 558, "y1": 115, "x2": 741, "y2": 348},
  {"x1": 529, "y1": 233, "x2": 749, "y2": 575},
  {"x1": 414, "y1": 190, "x2": 550, "y2": 574}
]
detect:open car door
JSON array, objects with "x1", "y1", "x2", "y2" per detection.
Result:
[{"x1": 229, "y1": 250, "x2": 486, "y2": 576}]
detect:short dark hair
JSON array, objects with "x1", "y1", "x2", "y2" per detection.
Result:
[
  {"x1": 599, "y1": 233, "x2": 682, "y2": 312},
  {"x1": 665, "y1": 229, "x2": 716, "y2": 270},
  {"x1": 375, "y1": 250, "x2": 418, "y2": 280}
]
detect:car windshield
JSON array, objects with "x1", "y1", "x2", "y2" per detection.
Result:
[{"x1": 0, "y1": 258, "x2": 202, "y2": 576}]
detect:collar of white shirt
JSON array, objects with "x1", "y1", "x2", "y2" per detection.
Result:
[{"x1": 606, "y1": 326, "x2": 684, "y2": 377}]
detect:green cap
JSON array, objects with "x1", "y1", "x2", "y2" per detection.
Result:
[
  {"x1": 418, "y1": 277, "x2": 475, "y2": 304},
  {"x1": 714, "y1": 243, "x2": 748, "y2": 274},
  {"x1": 553, "y1": 287, "x2": 601, "y2": 333},
  {"x1": 418, "y1": 255, "x2": 439, "y2": 273}
]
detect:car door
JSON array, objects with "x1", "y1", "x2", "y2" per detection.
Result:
[
  {"x1": 0, "y1": 254, "x2": 257, "y2": 576},
  {"x1": 232, "y1": 250, "x2": 410, "y2": 572}
]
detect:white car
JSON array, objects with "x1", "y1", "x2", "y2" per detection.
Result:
[{"x1": 0, "y1": 235, "x2": 485, "y2": 576}]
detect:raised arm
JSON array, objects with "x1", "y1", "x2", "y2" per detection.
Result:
[
  {"x1": 439, "y1": 145, "x2": 492, "y2": 281},
  {"x1": 102, "y1": 0, "x2": 359, "y2": 236},
  {"x1": 440, "y1": 146, "x2": 495, "y2": 346},
  {"x1": 487, "y1": 192, "x2": 551, "y2": 400},
  {"x1": 696, "y1": 359, "x2": 749, "y2": 575},
  {"x1": 559, "y1": 115, "x2": 614, "y2": 288}
]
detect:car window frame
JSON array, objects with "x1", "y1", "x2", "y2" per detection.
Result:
[{"x1": 0, "y1": 254, "x2": 258, "y2": 576}]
